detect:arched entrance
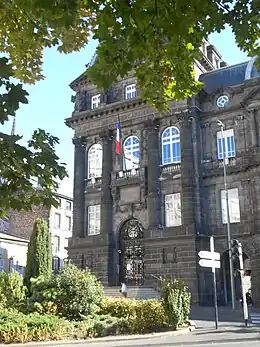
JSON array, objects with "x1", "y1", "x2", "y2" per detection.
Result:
[
  {"x1": 119, "y1": 219, "x2": 144, "y2": 286},
  {"x1": 220, "y1": 250, "x2": 251, "y2": 305}
]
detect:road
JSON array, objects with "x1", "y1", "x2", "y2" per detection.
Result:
[{"x1": 7, "y1": 306, "x2": 260, "y2": 347}]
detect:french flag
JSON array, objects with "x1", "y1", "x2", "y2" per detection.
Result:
[{"x1": 116, "y1": 119, "x2": 121, "y2": 155}]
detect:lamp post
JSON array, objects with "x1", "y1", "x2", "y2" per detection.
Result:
[{"x1": 217, "y1": 120, "x2": 236, "y2": 310}]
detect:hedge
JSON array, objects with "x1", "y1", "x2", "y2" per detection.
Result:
[{"x1": 100, "y1": 297, "x2": 169, "y2": 333}]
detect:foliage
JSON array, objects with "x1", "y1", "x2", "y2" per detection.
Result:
[
  {"x1": 0, "y1": 1, "x2": 259, "y2": 111},
  {"x1": 75, "y1": 314, "x2": 128, "y2": 338},
  {"x1": 28, "y1": 264, "x2": 104, "y2": 320},
  {"x1": 0, "y1": 270, "x2": 27, "y2": 310},
  {"x1": 100, "y1": 297, "x2": 168, "y2": 333},
  {"x1": 160, "y1": 279, "x2": 191, "y2": 329},
  {"x1": 24, "y1": 218, "x2": 52, "y2": 291},
  {"x1": 0, "y1": 309, "x2": 72, "y2": 344}
]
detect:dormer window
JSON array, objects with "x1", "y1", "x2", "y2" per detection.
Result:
[
  {"x1": 91, "y1": 94, "x2": 101, "y2": 109},
  {"x1": 125, "y1": 84, "x2": 137, "y2": 100}
]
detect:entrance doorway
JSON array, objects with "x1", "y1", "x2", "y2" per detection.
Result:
[
  {"x1": 220, "y1": 250, "x2": 251, "y2": 305},
  {"x1": 119, "y1": 219, "x2": 144, "y2": 286}
]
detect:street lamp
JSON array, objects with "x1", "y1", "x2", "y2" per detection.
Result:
[{"x1": 217, "y1": 120, "x2": 236, "y2": 310}]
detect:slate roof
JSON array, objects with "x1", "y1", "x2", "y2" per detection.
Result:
[{"x1": 200, "y1": 57, "x2": 260, "y2": 93}]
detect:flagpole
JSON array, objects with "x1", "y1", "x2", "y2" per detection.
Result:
[{"x1": 117, "y1": 114, "x2": 127, "y2": 171}]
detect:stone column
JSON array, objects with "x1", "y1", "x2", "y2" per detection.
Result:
[
  {"x1": 72, "y1": 136, "x2": 87, "y2": 238},
  {"x1": 247, "y1": 110, "x2": 258, "y2": 148},
  {"x1": 99, "y1": 129, "x2": 116, "y2": 285},
  {"x1": 146, "y1": 119, "x2": 160, "y2": 229},
  {"x1": 180, "y1": 113, "x2": 196, "y2": 233}
]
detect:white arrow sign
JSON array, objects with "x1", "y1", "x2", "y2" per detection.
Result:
[
  {"x1": 199, "y1": 259, "x2": 221, "y2": 269},
  {"x1": 198, "y1": 251, "x2": 220, "y2": 261}
]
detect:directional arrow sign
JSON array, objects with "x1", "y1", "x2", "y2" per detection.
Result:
[
  {"x1": 198, "y1": 251, "x2": 220, "y2": 261},
  {"x1": 199, "y1": 259, "x2": 221, "y2": 269}
]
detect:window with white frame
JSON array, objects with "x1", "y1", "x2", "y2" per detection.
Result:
[
  {"x1": 0, "y1": 248, "x2": 4, "y2": 272},
  {"x1": 65, "y1": 216, "x2": 71, "y2": 231},
  {"x1": 123, "y1": 135, "x2": 140, "y2": 170},
  {"x1": 53, "y1": 236, "x2": 60, "y2": 254},
  {"x1": 217, "y1": 129, "x2": 236, "y2": 160},
  {"x1": 221, "y1": 188, "x2": 240, "y2": 224},
  {"x1": 54, "y1": 213, "x2": 61, "y2": 228},
  {"x1": 88, "y1": 205, "x2": 101, "y2": 235},
  {"x1": 66, "y1": 201, "x2": 72, "y2": 210},
  {"x1": 161, "y1": 126, "x2": 181, "y2": 165},
  {"x1": 87, "y1": 144, "x2": 103, "y2": 179},
  {"x1": 64, "y1": 238, "x2": 69, "y2": 248},
  {"x1": 91, "y1": 94, "x2": 101, "y2": 109},
  {"x1": 165, "y1": 193, "x2": 182, "y2": 227},
  {"x1": 125, "y1": 84, "x2": 137, "y2": 99}
]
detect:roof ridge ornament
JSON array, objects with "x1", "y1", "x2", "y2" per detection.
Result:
[{"x1": 245, "y1": 56, "x2": 257, "y2": 80}]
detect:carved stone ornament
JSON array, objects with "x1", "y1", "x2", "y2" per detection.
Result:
[
  {"x1": 72, "y1": 136, "x2": 87, "y2": 147},
  {"x1": 99, "y1": 128, "x2": 113, "y2": 141},
  {"x1": 143, "y1": 118, "x2": 160, "y2": 131}
]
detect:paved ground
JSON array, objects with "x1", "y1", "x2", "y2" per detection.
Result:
[{"x1": 7, "y1": 306, "x2": 260, "y2": 347}]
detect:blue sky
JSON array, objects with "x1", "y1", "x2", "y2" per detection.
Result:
[{"x1": 3, "y1": 27, "x2": 249, "y2": 198}]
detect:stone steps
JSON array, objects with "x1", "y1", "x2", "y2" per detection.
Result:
[{"x1": 104, "y1": 286, "x2": 160, "y2": 300}]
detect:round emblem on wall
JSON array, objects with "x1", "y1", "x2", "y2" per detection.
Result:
[{"x1": 216, "y1": 95, "x2": 229, "y2": 108}]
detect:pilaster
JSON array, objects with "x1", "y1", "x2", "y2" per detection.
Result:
[
  {"x1": 72, "y1": 136, "x2": 87, "y2": 238},
  {"x1": 180, "y1": 114, "x2": 196, "y2": 232},
  {"x1": 99, "y1": 129, "x2": 116, "y2": 285},
  {"x1": 145, "y1": 118, "x2": 161, "y2": 229}
]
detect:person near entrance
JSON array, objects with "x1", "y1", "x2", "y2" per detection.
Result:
[{"x1": 120, "y1": 282, "x2": 128, "y2": 298}]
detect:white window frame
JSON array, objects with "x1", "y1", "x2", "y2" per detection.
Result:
[
  {"x1": 66, "y1": 201, "x2": 72, "y2": 210},
  {"x1": 91, "y1": 94, "x2": 101, "y2": 109},
  {"x1": 0, "y1": 248, "x2": 4, "y2": 272},
  {"x1": 217, "y1": 129, "x2": 236, "y2": 160},
  {"x1": 161, "y1": 126, "x2": 181, "y2": 165},
  {"x1": 64, "y1": 238, "x2": 69, "y2": 248},
  {"x1": 165, "y1": 193, "x2": 182, "y2": 227},
  {"x1": 221, "y1": 188, "x2": 240, "y2": 224},
  {"x1": 53, "y1": 235, "x2": 60, "y2": 254},
  {"x1": 65, "y1": 216, "x2": 72, "y2": 231},
  {"x1": 87, "y1": 144, "x2": 103, "y2": 179},
  {"x1": 54, "y1": 213, "x2": 61, "y2": 229},
  {"x1": 125, "y1": 84, "x2": 137, "y2": 100},
  {"x1": 123, "y1": 135, "x2": 140, "y2": 170},
  {"x1": 88, "y1": 205, "x2": 101, "y2": 235}
]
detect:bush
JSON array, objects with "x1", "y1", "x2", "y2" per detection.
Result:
[
  {"x1": 28, "y1": 264, "x2": 104, "y2": 319},
  {"x1": 160, "y1": 279, "x2": 191, "y2": 329},
  {"x1": 0, "y1": 309, "x2": 72, "y2": 344},
  {"x1": 0, "y1": 270, "x2": 27, "y2": 310},
  {"x1": 24, "y1": 218, "x2": 52, "y2": 291},
  {"x1": 100, "y1": 297, "x2": 168, "y2": 333},
  {"x1": 75, "y1": 314, "x2": 128, "y2": 338}
]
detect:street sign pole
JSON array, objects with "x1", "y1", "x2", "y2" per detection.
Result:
[
  {"x1": 210, "y1": 236, "x2": 219, "y2": 330},
  {"x1": 238, "y1": 242, "x2": 248, "y2": 327}
]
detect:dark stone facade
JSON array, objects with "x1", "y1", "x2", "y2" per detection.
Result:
[{"x1": 66, "y1": 51, "x2": 260, "y2": 306}]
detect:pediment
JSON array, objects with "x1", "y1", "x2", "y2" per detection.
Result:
[{"x1": 241, "y1": 85, "x2": 260, "y2": 110}]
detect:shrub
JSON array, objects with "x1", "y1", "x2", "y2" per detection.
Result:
[
  {"x1": 0, "y1": 309, "x2": 72, "y2": 344},
  {"x1": 75, "y1": 314, "x2": 128, "y2": 338},
  {"x1": 100, "y1": 297, "x2": 168, "y2": 333},
  {"x1": 160, "y1": 279, "x2": 191, "y2": 329},
  {"x1": 0, "y1": 270, "x2": 27, "y2": 310},
  {"x1": 24, "y1": 218, "x2": 52, "y2": 291},
  {"x1": 28, "y1": 264, "x2": 104, "y2": 319}
]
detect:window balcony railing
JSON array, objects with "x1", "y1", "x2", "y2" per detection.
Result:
[
  {"x1": 218, "y1": 158, "x2": 236, "y2": 168},
  {"x1": 161, "y1": 163, "x2": 181, "y2": 174},
  {"x1": 85, "y1": 177, "x2": 102, "y2": 187},
  {"x1": 116, "y1": 168, "x2": 141, "y2": 179}
]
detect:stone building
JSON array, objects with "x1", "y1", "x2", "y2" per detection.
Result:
[
  {"x1": 66, "y1": 42, "x2": 260, "y2": 306},
  {"x1": 1, "y1": 192, "x2": 73, "y2": 271}
]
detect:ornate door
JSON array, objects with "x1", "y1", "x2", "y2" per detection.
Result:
[{"x1": 119, "y1": 219, "x2": 144, "y2": 286}]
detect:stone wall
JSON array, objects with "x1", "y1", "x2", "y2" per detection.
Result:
[{"x1": 67, "y1": 69, "x2": 260, "y2": 305}]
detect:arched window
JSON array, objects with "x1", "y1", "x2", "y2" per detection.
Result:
[
  {"x1": 87, "y1": 144, "x2": 103, "y2": 179},
  {"x1": 161, "y1": 126, "x2": 181, "y2": 165},
  {"x1": 123, "y1": 136, "x2": 140, "y2": 170}
]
